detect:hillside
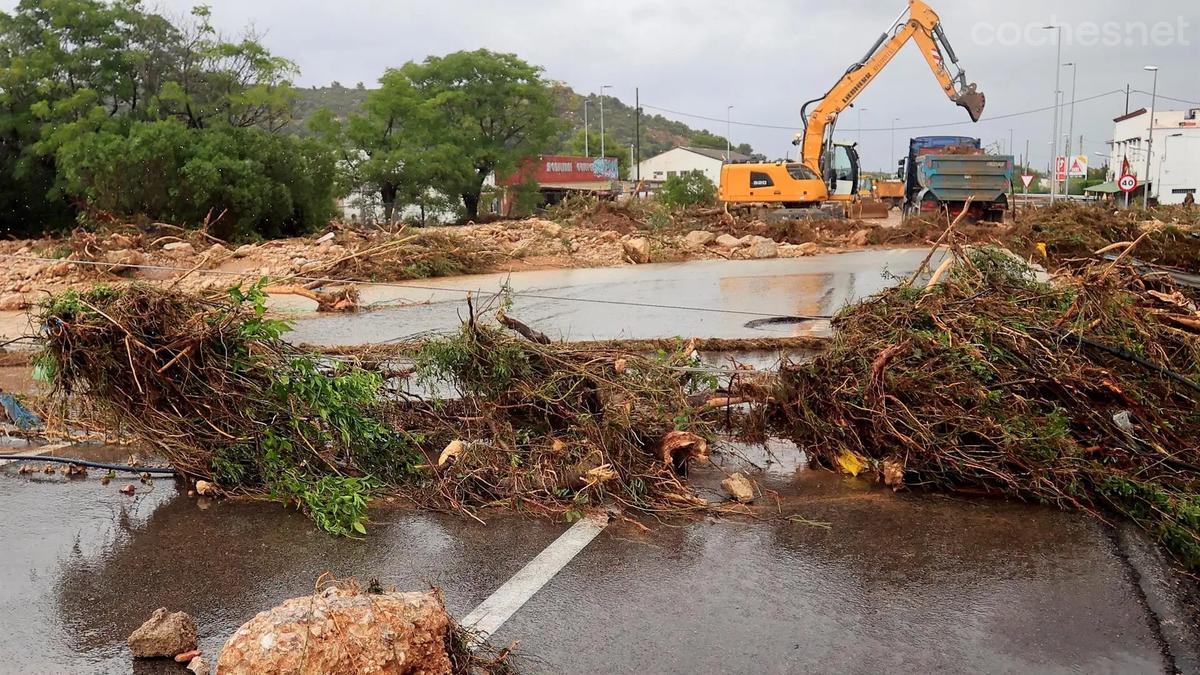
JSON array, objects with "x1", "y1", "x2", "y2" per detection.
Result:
[{"x1": 292, "y1": 82, "x2": 753, "y2": 160}]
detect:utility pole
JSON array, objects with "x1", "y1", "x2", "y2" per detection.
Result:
[
  {"x1": 583, "y1": 99, "x2": 590, "y2": 157},
  {"x1": 1043, "y1": 25, "x2": 1062, "y2": 204},
  {"x1": 635, "y1": 87, "x2": 641, "y2": 184},
  {"x1": 1063, "y1": 62, "x2": 1077, "y2": 198},
  {"x1": 726, "y1": 105, "x2": 734, "y2": 160},
  {"x1": 1143, "y1": 66, "x2": 1159, "y2": 208},
  {"x1": 599, "y1": 84, "x2": 612, "y2": 158},
  {"x1": 1124, "y1": 84, "x2": 1130, "y2": 115}
]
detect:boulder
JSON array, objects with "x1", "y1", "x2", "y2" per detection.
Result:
[
  {"x1": 715, "y1": 233, "x2": 744, "y2": 249},
  {"x1": 743, "y1": 239, "x2": 778, "y2": 259},
  {"x1": 233, "y1": 244, "x2": 256, "y2": 258},
  {"x1": 623, "y1": 237, "x2": 651, "y2": 264},
  {"x1": 103, "y1": 248, "x2": 146, "y2": 274},
  {"x1": 187, "y1": 655, "x2": 210, "y2": 675},
  {"x1": 780, "y1": 242, "x2": 820, "y2": 257},
  {"x1": 163, "y1": 241, "x2": 196, "y2": 256},
  {"x1": 848, "y1": 229, "x2": 872, "y2": 247},
  {"x1": 684, "y1": 230, "x2": 716, "y2": 248},
  {"x1": 217, "y1": 585, "x2": 452, "y2": 675},
  {"x1": 128, "y1": 608, "x2": 198, "y2": 659},
  {"x1": 721, "y1": 472, "x2": 756, "y2": 503}
]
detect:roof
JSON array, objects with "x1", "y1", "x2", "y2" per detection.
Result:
[
  {"x1": 1113, "y1": 108, "x2": 1147, "y2": 123},
  {"x1": 679, "y1": 146, "x2": 751, "y2": 162},
  {"x1": 1084, "y1": 181, "x2": 1121, "y2": 194}
]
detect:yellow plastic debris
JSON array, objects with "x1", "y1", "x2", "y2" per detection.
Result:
[
  {"x1": 1036, "y1": 242, "x2": 1048, "y2": 258},
  {"x1": 835, "y1": 449, "x2": 867, "y2": 477}
]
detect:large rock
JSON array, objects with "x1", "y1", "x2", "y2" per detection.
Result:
[
  {"x1": 722, "y1": 472, "x2": 756, "y2": 503},
  {"x1": 623, "y1": 237, "x2": 651, "y2": 264},
  {"x1": 715, "y1": 233, "x2": 744, "y2": 249},
  {"x1": 103, "y1": 248, "x2": 146, "y2": 274},
  {"x1": 0, "y1": 293, "x2": 28, "y2": 311},
  {"x1": 684, "y1": 230, "x2": 716, "y2": 248},
  {"x1": 163, "y1": 241, "x2": 196, "y2": 257},
  {"x1": 217, "y1": 586, "x2": 452, "y2": 675},
  {"x1": 128, "y1": 608, "x2": 198, "y2": 659},
  {"x1": 848, "y1": 229, "x2": 872, "y2": 247},
  {"x1": 743, "y1": 239, "x2": 778, "y2": 259}
]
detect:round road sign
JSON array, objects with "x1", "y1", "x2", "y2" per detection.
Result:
[{"x1": 1118, "y1": 174, "x2": 1138, "y2": 193}]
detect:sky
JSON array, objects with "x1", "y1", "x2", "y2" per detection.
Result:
[{"x1": 7, "y1": 0, "x2": 1197, "y2": 175}]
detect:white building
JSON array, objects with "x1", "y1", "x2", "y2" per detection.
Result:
[
  {"x1": 632, "y1": 146, "x2": 751, "y2": 186},
  {"x1": 1108, "y1": 107, "x2": 1200, "y2": 205}
]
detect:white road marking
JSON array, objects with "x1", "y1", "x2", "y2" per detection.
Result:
[{"x1": 461, "y1": 512, "x2": 609, "y2": 644}]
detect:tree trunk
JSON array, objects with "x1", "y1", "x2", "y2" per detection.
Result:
[
  {"x1": 381, "y1": 182, "x2": 398, "y2": 223},
  {"x1": 462, "y1": 192, "x2": 480, "y2": 221}
]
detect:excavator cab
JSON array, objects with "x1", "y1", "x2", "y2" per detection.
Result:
[{"x1": 823, "y1": 144, "x2": 861, "y2": 200}]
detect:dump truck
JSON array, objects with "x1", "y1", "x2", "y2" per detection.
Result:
[{"x1": 899, "y1": 136, "x2": 1013, "y2": 221}]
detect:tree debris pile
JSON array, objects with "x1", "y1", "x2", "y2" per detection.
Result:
[
  {"x1": 36, "y1": 284, "x2": 715, "y2": 533},
  {"x1": 771, "y1": 248, "x2": 1200, "y2": 568}
]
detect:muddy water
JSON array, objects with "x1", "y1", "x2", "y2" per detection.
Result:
[{"x1": 284, "y1": 249, "x2": 942, "y2": 346}]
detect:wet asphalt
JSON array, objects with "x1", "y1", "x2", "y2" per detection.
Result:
[{"x1": 0, "y1": 441, "x2": 1191, "y2": 674}]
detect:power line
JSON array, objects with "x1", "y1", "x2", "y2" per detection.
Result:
[
  {"x1": 0, "y1": 253, "x2": 834, "y2": 322},
  {"x1": 1129, "y1": 90, "x2": 1200, "y2": 107},
  {"x1": 643, "y1": 88, "x2": 1192, "y2": 133}
]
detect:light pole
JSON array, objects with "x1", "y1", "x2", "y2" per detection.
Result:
[
  {"x1": 583, "y1": 100, "x2": 590, "y2": 157},
  {"x1": 1063, "y1": 62, "x2": 1077, "y2": 197},
  {"x1": 1043, "y1": 25, "x2": 1062, "y2": 204},
  {"x1": 599, "y1": 84, "x2": 612, "y2": 158},
  {"x1": 1143, "y1": 66, "x2": 1158, "y2": 208},
  {"x1": 726, "y1": 105, "x2": 734, "y2": 160}
]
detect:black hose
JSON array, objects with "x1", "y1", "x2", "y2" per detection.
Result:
[{"x1": 0, "y1": 454, "x2": 176, "y2": 476}]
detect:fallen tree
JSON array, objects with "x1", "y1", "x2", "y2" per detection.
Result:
[{"x1": 768, "y1": 247, "x2": 1200, "y2": 568}]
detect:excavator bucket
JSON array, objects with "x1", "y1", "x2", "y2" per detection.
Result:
[
  {"x1": 955, "y1": 83, "x2": 986, "y2": 122},
  {"x1": 848, "y1": 198, "x2": 891, "y2": 220}
]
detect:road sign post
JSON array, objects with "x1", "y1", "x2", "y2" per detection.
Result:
[{"x1": 1118, "y1": 173, "x2": 1138, "y2": 209}]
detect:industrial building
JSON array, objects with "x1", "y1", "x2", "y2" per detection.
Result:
[
  {"x1": 1107, "y1": 107, "x2": 1200, "y2": 205},
  {"x1": 632, "y1": 147, "x2": 751, "y2": 187}
]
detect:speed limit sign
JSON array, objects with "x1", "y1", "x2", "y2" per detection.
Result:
[{"x1": 1118, "y1": 174, "x2": 1138, "y2": 193}]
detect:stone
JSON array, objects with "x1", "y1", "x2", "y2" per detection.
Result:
[
  {"x1": 233, "y1": 244, "x2": 256, "y2": 258},
  {"x1": 721, "y1": 472, "x2": 756, "y2": 503},
  {"x1": 622, "y1": 237, "x2": 651, "y2": 264},
  {"x1": 127, "y1": 608, "x2": 198, "y2": 659},
  {"x1": 743, "y1": 239, "x2": 778, "y2": 259},
  {"x1": 715, "y1": 233, "x2": 744, "y2": 249},
  {"x1": 163, "y1": 241, "x2": 196, "y2": 256},
  {"x1": 217, "y1": 585, "x2": 452, "y2": 675},
  {"x1": 848, "y1": 229, "x2": 872, "y2": 247},
  {"x1": 780, "y1": 242, "x2": 820, "y2": 257},
  {"x1": 103, "y1": 248, "x2": 146, "y2": 273},
  {"x1": 187, "y1": 655, "x2": 210, "y2": 675},
  {"x1": 532, "y1": 219, "x2": 563, "y2": 237},
  {"x1": 684, "y1": 230, "x2": 716, "y2": 247},
  {"x1": 207, "y1": 243, "x2": 229, "y2": 255},
  {"x1": 0, "y1": 293, "x2": 28, "y2": 311}
]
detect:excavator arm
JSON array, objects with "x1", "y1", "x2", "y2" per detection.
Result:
[{"x1": 798, "y1": 0, "x2": 985, "y2": 175}]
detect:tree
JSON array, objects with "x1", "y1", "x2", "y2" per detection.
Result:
[
  {"x1": 658, "y1": 172, "x2": 716, "y2": 208},
  {"x1": 0, "y1": 0, "x2": 330, "y2": 238},
  {"x1": 401, "y1": 49, "x2": 558, "y2": 219}
]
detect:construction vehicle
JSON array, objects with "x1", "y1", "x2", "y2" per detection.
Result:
[
  {"x1": 899, "y1": 136, "x2": 1014, "y2": 220},
  {"x1": 872, "y1": 179, "x2": 907, "y2": 209},
  {"x1": 719, "y1": 0, "x2": 985, "y2": 220}
]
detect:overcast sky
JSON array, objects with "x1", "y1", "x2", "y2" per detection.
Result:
[{"x1": 7, "y1": 0, "x2": 1196, "y2": 174}]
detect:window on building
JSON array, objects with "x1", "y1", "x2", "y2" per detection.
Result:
[
  {"x1": 750, "y1": 171, "x2": 773, "y2": 188},
  {"x1": 667, "y1": 171, "x2": 677, "y2": 178}
]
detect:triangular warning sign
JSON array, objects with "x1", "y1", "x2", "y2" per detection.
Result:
[
  {"x1": 1070, "y1": 158, "x2": 1084, "y2": 174},
  {"x1": 1020, "y1": 174, "x2": 1035, "y2": 189}
]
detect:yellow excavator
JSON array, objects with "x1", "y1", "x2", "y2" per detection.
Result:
[{"x1": 719, "y1": 0, "x2": 985, "y2": 219}]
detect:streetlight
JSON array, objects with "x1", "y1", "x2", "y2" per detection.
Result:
[
  {"x1": 726, "y1": 105, "x2": 734, "y2": 160},
  {"x1": 583, "y1": 100, "x2": 590, "y2": 157},
  {"x1": 1043, "y1": 25, "x2": 1062, "y2": 204},
  {"x1": 599, "y1": 84, "x2": 612, "y2": 158},
  {"x1": 1062, "y1": 62, "x2": 1078, "y2": 197},
  {"x1": 1143, "y1": 66, "x2": 1158, "y2": 208}
]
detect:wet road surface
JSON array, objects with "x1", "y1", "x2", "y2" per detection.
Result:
[
  {"x1": 0, "y1": 442, "x2": 1185, "y2": 674},
  {"x1": 284, "y1": 249, "x2": 942, "y2": 346}
]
